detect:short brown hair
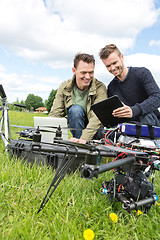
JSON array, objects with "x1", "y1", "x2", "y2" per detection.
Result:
[
  {"x1": 99, "y1": 44, "x2": 121, "y2": 59},
  {"x1": 74, "y1": 53, "x2": 95, "y2": 68}
]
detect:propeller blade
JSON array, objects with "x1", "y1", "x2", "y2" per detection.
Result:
[
  {"x1": 39, "y1": 129, "x2": 57, "y2": 134},
  {"x1": 18, "y1": 129, "x2": 57, "y2": 134},
  {"x1": 13, "y1": 103, "x2": 26, "y2": 108},
  {"x1": 0, "y1": 84, "x2": 6, "y2": 98},
  {"x1": 96, "y1": 144, "x2": 147, "y2": 155},
  {"x1": 53, "y1": 139, "x2": 94, "y2": 150},
  {"x1": 38, "y1": 125, "x2": 100, "y2": 131},
  {"x1": 10, "y1": 125, "x2": 35, "y2": 129},
  {"x1": 11, "y1": 125, "x2": 69, "y2": 135}
]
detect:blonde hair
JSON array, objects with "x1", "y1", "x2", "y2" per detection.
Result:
[{"x1": 99, "y1": 44, "x2": 121, "y2": 59}]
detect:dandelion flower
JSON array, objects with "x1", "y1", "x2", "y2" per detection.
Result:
[
  {"x1": 109, "y1": 213, "x2": 118, "y2": 223},
  {"x1": 83, "y1": 229, "x2": 95, "y2": 240},
  {"x1": 134, "y1": 209, "x2": 143, "y2": 215},
  {"x1": 137, "y1": 210, "x2": 143, "y2": 215}
]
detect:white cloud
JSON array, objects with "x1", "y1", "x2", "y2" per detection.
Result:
[
  {"x1": 0, "y1": 64, "x2": 5, "y2": 72},
  {"x1": 0, "y1": 0, "x2": 159, "y2": 68},
  {"x1": 0, "y1": 67, "x2": 63, "y2": 102},
  {"x1": 0, "y1": 0, "x2": 160, "y2": 103},
  {"x1": 125, "y1": 53, "x2": 160, "y2": 84},
  {"x1": 47, "y1": 0, "x2": 158, "y2": 36},
  {"x1": 149, "y1": 39, "x2": 160, "y2": 47}
]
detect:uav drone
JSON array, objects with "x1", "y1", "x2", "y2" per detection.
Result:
[{"x1": 1, "y1": 85, "x2": 160, "y2": 214}]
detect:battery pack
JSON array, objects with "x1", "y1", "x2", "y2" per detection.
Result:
[{"x1": 118, "y1": 123, "x2": 160, "y2": 139}]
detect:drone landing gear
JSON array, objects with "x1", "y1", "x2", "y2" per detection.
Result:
[
  {"x1": 0, "y1": 98, "x2": 11, "y2": 148},
  {"x1": 37, "y1": 149, "x2": 79, "y2": 213}
]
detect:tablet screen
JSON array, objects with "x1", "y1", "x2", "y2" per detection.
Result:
[{"x1": 91, "y1": 95, "x2": 130, "y2": 127}]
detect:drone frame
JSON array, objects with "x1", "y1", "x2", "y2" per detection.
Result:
[{"x1": 1, "y1": 85, "x2": 160, "y2": 215}]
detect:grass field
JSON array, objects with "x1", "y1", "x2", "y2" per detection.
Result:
[{"x1": 0, "y1": 111, "x2": 160, "y2": 240}]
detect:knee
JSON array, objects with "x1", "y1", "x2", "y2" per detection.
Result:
[{"x1": 68, "y1": 105, "x2": 84, "y2": 118}]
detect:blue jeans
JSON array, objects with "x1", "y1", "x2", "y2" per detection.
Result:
[
  {"x1": 68, "y1": 104, "x2": 104, "y2": 139},
  {"x1": 68, "y1": 105, "x2": 87, "y2": 138}
]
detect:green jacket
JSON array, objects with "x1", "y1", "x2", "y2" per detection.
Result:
[{"x1": 49, "y1": 76, "x2": 107, "y2": 141}]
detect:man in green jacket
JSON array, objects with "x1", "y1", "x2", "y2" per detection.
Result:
[{"x1": 49, "y1": 53, "x2": 107, "y2": 144}]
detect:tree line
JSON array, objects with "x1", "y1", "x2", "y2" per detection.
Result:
[{"x1": 8, "y1": 89, "x2": 58, "y2": 113}]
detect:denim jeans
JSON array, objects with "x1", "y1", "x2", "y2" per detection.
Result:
[
  {"x1": 68, "y1": 105, "x2": 87, "y2": 138},
  {"x1": 68, "y1": 104, "x2": 104, "y2": 140}
]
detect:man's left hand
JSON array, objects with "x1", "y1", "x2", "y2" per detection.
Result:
[{"x1": 69, "y1": 137, "x2": 87, "y2": 144}]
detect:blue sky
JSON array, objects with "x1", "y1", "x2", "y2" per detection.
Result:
[{"x1": 0, "y1": 0, "x2": 160, "y2": 103}]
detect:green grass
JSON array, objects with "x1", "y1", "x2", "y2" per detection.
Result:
[
  {"x1": 0, "y1": 111, "x2": 160, "y2": 239},
  {"x1": 8, "y1": 111, "x2": 48, "y2": 139}
]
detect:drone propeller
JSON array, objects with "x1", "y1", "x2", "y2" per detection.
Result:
[
  {"x1": 53, "y1": 138, "x2": 94, "y2": 150},
  {"x1": 10, "y1": 125, "x2": 36, "y2": 130},
  {"x1": 52, "y1": 138, "x2": 147, "y2": 155},
  {"x1": 11, "y1": 124, "x2": 71, "y2": 131},
  {"x1": 15, "y1": 129, "x2": 58, "y2": 135},
  {"x1": 11, "y1": 124, "x2": 96, "y2": 136},
  {"x1": 11, "y1": 123, "x2": 105, "y2": 133},
  {"x1": 38, "y1": 125, "x2": 100, "y2": 131},
  {"x1": 14, "y1": 125, "x2": 70, "y2": 138},
  {"x1": 96, "y1": 144, "x2": 147, "y2": 155},
  {"x1": 10, "y1": 124, "x2": 71, "y2": 133},
  {"x1": 9, "y1": 103, "x2": 26, "y2": 108},
  {"x1": 11, "y1": 125, "x2": 59, "y2": 134}
]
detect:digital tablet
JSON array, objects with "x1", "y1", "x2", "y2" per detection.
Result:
[{"x1": 91, "y1": 95, "x2": 130, "y2": 127}]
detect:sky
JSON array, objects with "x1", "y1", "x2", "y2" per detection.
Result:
[{"x1": 0, "y1": 0, "x2": 160, "y2": 104}]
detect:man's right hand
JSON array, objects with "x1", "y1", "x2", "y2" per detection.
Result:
[
  {"x1": 112, "y1": 105, "x2": 133, "y2": 118},
  {"x1": 69, "y1": 137, "x2": 87, "y2": 144}
]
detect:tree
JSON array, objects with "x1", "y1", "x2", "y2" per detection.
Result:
[
  {"x1": 46, "y1": 89, "x2": 57, "y2": 113},
  {"x1": 34, "y1": 96, "x2": 44, "y2": 110},
  {"x1": 25, "y1": 94, "x2": 44, "y2": 111}
]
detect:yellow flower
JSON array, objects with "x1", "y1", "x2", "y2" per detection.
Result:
[
  {"x1": 109, "y1": 213, "x2": 118, "y2": 223},
  {"x1": 134, "y1": 209, "x2": 143, "y2": 215},
  {"x1": 137, "y1": 210, "x2": 143, "y2": 215},
  {"x1": 156, "y1": 202, "x2": 160, "y2": 206},
  {"x1": 83, "y1": 229, "x2": 95, "y2": 240}
]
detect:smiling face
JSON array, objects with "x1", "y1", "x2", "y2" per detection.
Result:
[
  {"x1": 72, "y1": 60, "x2": 94, "y2": 90},
  {"x1": 102, "y1": 52, "x2": 127, "y2": 81}
]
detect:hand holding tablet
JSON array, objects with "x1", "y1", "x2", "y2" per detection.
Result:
[{"x1": 91, "y1": 95, "x2": 130, "y2": 127}]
